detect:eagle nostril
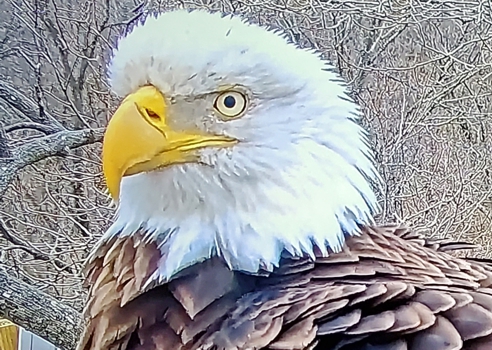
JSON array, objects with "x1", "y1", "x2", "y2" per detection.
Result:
[{"x1": 147, "y1": 109, "x2": 160, "y2": 120}]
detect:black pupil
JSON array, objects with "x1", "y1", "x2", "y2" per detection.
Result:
[{"x1": 224, "y1": 95, "x2": 236, "y2": 108}]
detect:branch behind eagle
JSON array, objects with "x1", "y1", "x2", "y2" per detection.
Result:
[{"x1": 79, "y1": 10, "x2": 492, "y2": 350}]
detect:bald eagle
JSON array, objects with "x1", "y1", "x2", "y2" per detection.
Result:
[{"x1": 79, "y1": 9, "x2": 492, "y2": 350}]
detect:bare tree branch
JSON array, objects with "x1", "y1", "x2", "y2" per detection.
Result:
[
  {"x1": 5, "y1": 121, "x2": 59, "y2": 134},
  {"x1": 0, "y1": 127, "x2": 104, "y2": 197},
  {"x1": 0, "y1": 268, "x2": 81, "y2": 350},
  {"x1": 0, "y1": 79, "x2": 64, "y2": 132}
]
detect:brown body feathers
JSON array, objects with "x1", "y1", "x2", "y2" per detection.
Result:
[{"x1": 79, "y1": 225, "x2": 492, "y2": 350}]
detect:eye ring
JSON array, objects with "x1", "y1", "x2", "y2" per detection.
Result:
[{"x1": 214, "y1": 91, "x2": 248, "y2": 118}]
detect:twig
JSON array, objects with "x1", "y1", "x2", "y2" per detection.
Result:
[
  {"x1": 0, "y1": 218, "x2": 74, "y2": 273},
  {"x1": 0, "y1": 127, "x2": 10, "y2": 158}
]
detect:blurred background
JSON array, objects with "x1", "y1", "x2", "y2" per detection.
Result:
[{"x1": 1, "y1": 0, "x2": 491, "y2": 325}]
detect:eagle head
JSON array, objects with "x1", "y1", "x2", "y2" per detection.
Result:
[{"x1": 100, "y1": 10, "x2": 380, "y2": 281}]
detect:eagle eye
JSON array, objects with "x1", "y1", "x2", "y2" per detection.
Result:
[{"x1": 214, "y1": 91, "x2": 248, "y2": 118}]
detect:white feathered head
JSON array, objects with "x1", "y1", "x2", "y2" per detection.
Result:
[{"x1": 101, "y1": 10, "x2": 380, "y2": 281}]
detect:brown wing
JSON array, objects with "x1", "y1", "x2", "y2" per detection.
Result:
[{"x1": 78, "y1": 225, "x2": 492, "y2": 350}]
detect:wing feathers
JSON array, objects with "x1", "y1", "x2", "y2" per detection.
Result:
[
  {"x1": 79, "y1": 225, "x2": 492, "y2": 350},
  {"x1": 413, "y1": 290, "x2": 456, "y2": 313},
  {"x1": 443, "y1": 303, "x2": 492, "y2": 341},
  {"x1": 268, "y1": 316, "x2": 317, "y2": 349},
  {"x1": 385, "y1": 302, "x2": 423, "y2": 333},
  {"x1": 345, "y1": 311, "x2": 397, "y2": 335},
  {"x1": 411, "y1": 316, "x2": 463, "y2": 350},
  {"x1": 317, "y1": 309, "x2": 362, "y2": 335}
]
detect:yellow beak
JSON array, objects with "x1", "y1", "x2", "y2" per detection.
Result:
[{"x1": 102, "y1": 85, "x2": 236, "y2": 200}]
